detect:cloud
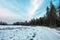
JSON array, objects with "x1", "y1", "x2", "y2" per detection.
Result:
[
  {"x1": 0, "y1": 0, "x2": 51, "y2": 23},
  {"x1": 0, "y1": 7, "x2": 22, "y2": 24},
  {"x1": 0, "y1": 0, "x2": 44, "y2": 21},
  {"x1": 28, "y1": 0, "x2": 44, "y2": 20}
]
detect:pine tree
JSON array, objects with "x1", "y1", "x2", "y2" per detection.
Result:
[
  {"x1": 46, "y1": 6, "x2": 50, "y2": 26},
  {"x1": 56, "y1": 5, "x2": 60, "y2": 27},
  {"x1": 48, "y1": 1, "x2": 57, "y2": 26},
  {"x1": 58, "y1": 5, "x2": 60, "y2": 19},
  {"x1": 45, "y1": 1, "x2": 57, "y2": 27}
]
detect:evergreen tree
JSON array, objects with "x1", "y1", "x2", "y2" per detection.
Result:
[
  {"x1": 56, "y1": 5, "x2": 60, "y2": 27},
  {"x1": 46, "y1": 6, "x2": 50, "y2": 26},
  {"x1": 49, "y1": 1, "x2": 57, "y2": 26}
]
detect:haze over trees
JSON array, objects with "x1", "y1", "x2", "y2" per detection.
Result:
[{"x1": 0, "y1": 21, "x2": 7, "y2": 25}]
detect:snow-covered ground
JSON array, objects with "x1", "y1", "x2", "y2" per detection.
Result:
[{"x1": 0, "y1": 25, "x2": 60, "y2": 40}]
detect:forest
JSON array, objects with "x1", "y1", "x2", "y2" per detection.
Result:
[{"x1": 0, "y1": 1, "x2": 60, "y2": 27}]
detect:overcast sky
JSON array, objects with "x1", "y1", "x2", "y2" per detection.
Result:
[{"x1": 0, "y1": 0, "x2": 59, "y2": 24}]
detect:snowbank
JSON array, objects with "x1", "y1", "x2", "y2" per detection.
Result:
[{"x1": 0, "y1": 26, "x2": 60, "y2": 40}]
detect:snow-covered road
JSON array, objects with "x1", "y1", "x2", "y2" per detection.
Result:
[{"x1": 0, "y1": 25, "x2": 60, "y2": 40}]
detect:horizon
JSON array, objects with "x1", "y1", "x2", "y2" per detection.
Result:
[{"x1": 0, "y1": 0, "x2": 59, "y2": 24}]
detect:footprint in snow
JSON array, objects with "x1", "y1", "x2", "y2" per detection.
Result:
[
  {"x1": 13, "y1": 39, "x2": 15, "y2": 40},
  {"x1": 33, "y1": 29, "x2": 35, "y2": 31},
  {"x1": 30, "y1": 38, "x2": 33, "y2": 40},
  {"x1": 1, "y1": 39, "x2": 5, "y2": 40},
  {"x1": 10, "y1": 37, "x2": 13, "y2": 39},
  {"x1": 32, "y1": 33, "x2": 36, "y2": 38},
  {"x1": 29, "y1": 33, "x2": 36, "y2": 40}
]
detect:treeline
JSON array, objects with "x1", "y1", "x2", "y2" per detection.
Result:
[
  {"x1": 0, "y1": 21, "x2": 7, "y2": 25},
  {"x1": 0, "y1": 1, "x2": 60, "y2": 27},
  {"x1": 13, "y1": 1, "x2": 60, "y2": 27}
]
